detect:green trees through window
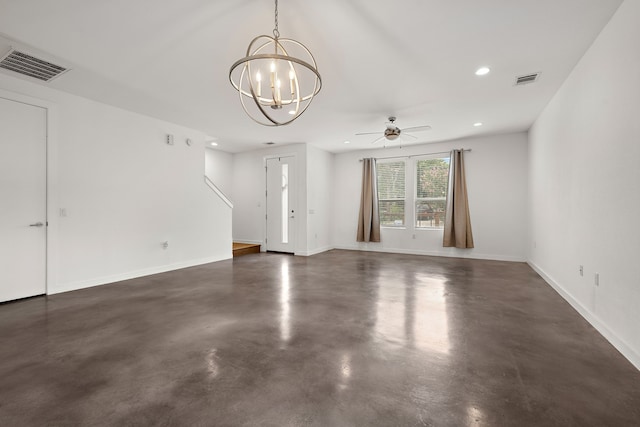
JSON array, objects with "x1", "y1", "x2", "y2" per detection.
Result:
[{"x1": 416, "y1": 158, "x2": 450, "y2": 228}]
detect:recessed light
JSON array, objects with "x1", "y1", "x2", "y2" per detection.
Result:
[
  {"x1": 210, "y1": 142, "x2": 218, "y2": 146},
  {"x1": 473, "y1": 122, "x2": 483, "y2": 127},
  {"x1": 475, "y1": 67, "x2": 490, "y2": 76},
  {"x1": 344, "y1": 140, "x2": 351, "y2": 144}
]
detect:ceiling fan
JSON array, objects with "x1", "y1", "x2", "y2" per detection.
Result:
[{"x1": 356, "y1": 116, "x2": 431, "y2": 144}]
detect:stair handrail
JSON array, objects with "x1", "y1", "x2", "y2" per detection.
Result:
[{"x1": 204, "y1": 176, "x2": 233, "y2": 209}]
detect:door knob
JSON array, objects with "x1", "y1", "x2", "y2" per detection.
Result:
[{"x1": 29, "y1": 222, "x2": 44, "y2": 227}]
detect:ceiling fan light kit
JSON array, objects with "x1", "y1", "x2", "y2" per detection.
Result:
[
  {"x1": 384, "y1": 117, "x2": 401, "y2": 140},
  {"x1": 229, "y1": 0, "x2": 322, "y2": 126}
]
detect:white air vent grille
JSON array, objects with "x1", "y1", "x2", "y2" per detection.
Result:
[
  {"x1": 515, "y1": 72, "x2": 540, "y2": 86},
  {"x1": 0, "y1": 48, "x2": 68, "y2": 82}
]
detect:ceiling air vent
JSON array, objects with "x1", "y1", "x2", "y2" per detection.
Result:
[
  {"x1": 515, "y1": 72, "x2": 540, "y2": 86},
  {"x1": 0, "y1": 48, "x2": 69, "y2": 82}
]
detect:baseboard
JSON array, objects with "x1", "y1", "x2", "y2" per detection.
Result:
[
  {"x1": 295, "y1": 246, "x2": 334, "y2": 257},
  {"x1": 528, "y1": 261, "x2": 640, "y2": 371},
  {"x1": 49, "y1": 253, "x2": 232, "y2": 295},
  {"x1": 331, "y1": 245, "x2": 525, "y2": 262}
]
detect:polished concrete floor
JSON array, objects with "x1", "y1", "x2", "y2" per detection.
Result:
[{"x1": 1, "y1": 250, "x2": 639, "y2": 426}]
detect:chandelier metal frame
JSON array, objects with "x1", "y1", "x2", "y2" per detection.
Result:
[{"x1": 229, "y1": 0, "x2": 322, "y2": 126}]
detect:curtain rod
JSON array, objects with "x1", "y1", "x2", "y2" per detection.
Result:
[{"x1": 359, "y1": 148, "x2": 471, "y2": 162}]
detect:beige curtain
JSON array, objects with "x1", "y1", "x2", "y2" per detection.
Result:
[
  {"x1": 443, "y1": 150, "x2": 474, "y2": 248},
  {"x1": 356, "y1": 158, "x2": 381, "y2": 242}
]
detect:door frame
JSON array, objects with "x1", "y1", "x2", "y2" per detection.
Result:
[
  {"x1": 0, "y1": 88, "x2": 59, "y2": 296},
  {"x1": 264, "y1": 152, "x2": 297, "y2": 254}
]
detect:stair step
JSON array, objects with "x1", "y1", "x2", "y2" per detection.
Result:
[{"x1": 233, "y1": 242, "x2": 261, "y2": 257}]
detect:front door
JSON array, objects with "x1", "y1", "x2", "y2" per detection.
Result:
[
  {"x1": 266, "y1": 156, "x2": 296, "y2": 253},
  {"x1": 0, "y1": 97, "x2": 47, "y2": 302}
]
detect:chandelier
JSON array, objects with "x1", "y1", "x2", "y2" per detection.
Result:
[{"x1": 229, "y1": 0, "x2": 322, "y2": 126}]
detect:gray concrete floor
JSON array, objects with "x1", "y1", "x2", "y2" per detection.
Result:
[{"x1": 1, "y1": 250, "x2": 639, "y2": 426}]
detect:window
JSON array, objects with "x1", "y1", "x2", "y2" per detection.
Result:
[
  {"x1": 376, "y1": 160, "x2": 405, "y2": 226},
  {"x1": 415, "y1": 156, "x2": 450, "y2": 229},
  {"x1": 375, "y1": 155, "x2": 450, "y2": 230}
]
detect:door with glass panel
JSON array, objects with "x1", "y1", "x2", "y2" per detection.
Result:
[{"x1": 266, "y1": 156, "x2": 296, "y2": 253}]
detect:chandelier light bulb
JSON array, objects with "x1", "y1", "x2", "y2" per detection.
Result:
[
  {"x1": 289, "y1": 69, "x2": 295, "y2": 95},
  {"x1": 255, "y1": 71, "x2": 262, "y2": 97}
]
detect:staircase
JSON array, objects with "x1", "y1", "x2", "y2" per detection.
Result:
[{"x1": 233, "y1": 242, "x2": 261, "y2": 257}]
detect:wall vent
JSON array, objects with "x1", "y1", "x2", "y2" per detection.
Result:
[
  {"x1": 515, "y1": 72, "x2": 540, "y2": 86},
  {"x1": 0, "y1": 48, "x2": 69, "y2": 82}
]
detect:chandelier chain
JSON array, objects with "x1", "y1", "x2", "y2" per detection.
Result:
[{"x1": 273, "y1": 0, "x2": 280, "y2": 39}]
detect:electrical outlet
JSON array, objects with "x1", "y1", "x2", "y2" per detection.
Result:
[
  {"x1": 594, "y1": 273, "x2": 599, "y2": 286},
  {"x1": 579, "y1": 265, "x2": 583, "y2": 276},
  {"x1": 166, "y1": 134, "x2": 174, "y2": 145}
]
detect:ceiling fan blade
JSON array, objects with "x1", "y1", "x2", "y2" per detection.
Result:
[
  {"x1": 402, "y1": 125, "x2": 432, "y2": 132},
  {"x1": 371, "y1": 136, "x2": 386, "y2": 144},
  {"x1": 356, "y1": 131, "x2": 382, "y2": 136},
  {"x1": 403, "y1": 133, "x2": 418, "y2": 140}
]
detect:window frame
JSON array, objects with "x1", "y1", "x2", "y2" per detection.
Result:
[
  {"x1": 414, "y1": 154, "x2": 451, "y2": 230},
  {"x1": 376, "y1": 159, "x2": 407, "y2": 228}
]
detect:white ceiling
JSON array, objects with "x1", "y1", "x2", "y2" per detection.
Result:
[{"x1": 0, "y1": 0, "x2": 623, "y2": 153}]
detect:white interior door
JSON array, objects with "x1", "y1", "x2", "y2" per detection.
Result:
[
  {"x1": 266, "y1": 156, "x2": 296, "y2": 253},
  {"x1": 0, "y1": 97, "x2": 47, "y2": 302}
]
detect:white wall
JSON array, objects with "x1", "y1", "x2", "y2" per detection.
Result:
[
  {"x1": 0, "y1": 73, "x2": 232, "y2": 294},
  {"x1": 332, "y1": 133, "x2": 529, "y2": 261},
  {"x1": 231, "y1": 143, "x2": 308, "y2": 253},
  {"x1": 205, "y1": 147, "x2": 234, "y2": 200},
  {"x1": 306, "y1": 145, "x2": 334, "y2": 256},
  {"x1": 528, "y1": 0, "x2": 640, "y2": 369}
]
